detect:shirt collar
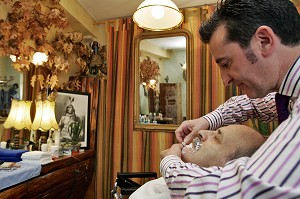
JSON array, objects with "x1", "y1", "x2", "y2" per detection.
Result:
[{"x1": 278, "y1": 56, "x2": 300, "y2": 98}]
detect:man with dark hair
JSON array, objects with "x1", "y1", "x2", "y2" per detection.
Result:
[{"x1": 169, "y1": 0, "x2": 300, "y2": 198}]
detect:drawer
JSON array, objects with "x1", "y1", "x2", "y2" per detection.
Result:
[
  {"x1": 69, "y1": 170, "x2": 95, "y2": 199},
  {"x1": 27, "y1": 158, "x2": 94, "y2": 198}
]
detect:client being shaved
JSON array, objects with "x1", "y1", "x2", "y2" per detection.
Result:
[{"x1": 130, "y1": 125, "x2": 265, "y2": 199}]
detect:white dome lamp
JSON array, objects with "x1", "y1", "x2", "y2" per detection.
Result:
[{"x1": 133, "y1": 0, "x2": 183, "y2": 31}]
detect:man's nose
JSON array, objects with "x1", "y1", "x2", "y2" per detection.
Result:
[
  {"x1": 220, "y1": 71, "x2": 232, "y2": 86},
  {"x1": 199, "y1": 130, "x2": 211, "y2": 142}
]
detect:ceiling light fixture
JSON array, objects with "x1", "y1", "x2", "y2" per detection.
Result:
[{"x1": 133, "y1": 0, "x2": 183, "y2": 31}]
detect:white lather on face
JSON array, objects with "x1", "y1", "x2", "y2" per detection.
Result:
[{"x1": 182, "y1": 138, "x2": 202, "y2": 154}]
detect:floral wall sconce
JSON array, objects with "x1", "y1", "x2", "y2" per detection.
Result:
[
  {"x1": 140, "y1": 56, "x2": 160, "y2": 94},
  {"x1": 0, "y1": 75, "x2": 13, "y2": 86},
  {"x1": 31, "y1": 52, "x2": 49, "y2": 66}
]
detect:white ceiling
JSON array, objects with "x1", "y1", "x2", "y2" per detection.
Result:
[
  {"x1": 74, "y1": 0, "x2": 218, "y2": 49},
  {"x1": 147, "y1": 36, "x2": 186, "y2": 50},
  {"x1": 76, "y1": 0, "x2": 218, "y2": 22}
]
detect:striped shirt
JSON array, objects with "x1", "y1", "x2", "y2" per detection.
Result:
[
  {"x1": 203, "y1": 92, "x2": 277, "y2": 130},
  {"x1": 160, "y1": 56, "x2": 300, "y2": 198}
]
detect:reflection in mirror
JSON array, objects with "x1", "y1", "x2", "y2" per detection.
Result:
[
  {"x1": 134, "y1": 29, "x2": 193, "y2": 132},
  {"x1": 139, "y1": 36, "x2": 186, "y2": 123},
  {"x1": 0, "y1": 56, "x2": 24, "y2": 117}
]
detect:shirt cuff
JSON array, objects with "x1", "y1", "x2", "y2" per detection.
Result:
[
  {"x1": 160, "y1": 155, "x2": 183, "y2": 177},
  {"x1": 202, "y1": 110, "x2": 223, "y2": 130}
]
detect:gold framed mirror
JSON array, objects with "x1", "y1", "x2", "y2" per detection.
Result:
[
  {"x1": 0, "y1": 56, "x2": 26, "y2": 117},
  {"x1": 134, "y1": 29, "x2": 193, "y2": 132}
]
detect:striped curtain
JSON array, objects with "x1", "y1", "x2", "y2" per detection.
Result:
[
  {"x1": 95, "y1": 18, "x2": 144, "y2": 199},
  {"x1": 181, "y1": 6, "x2": 231, "y2": 118}
]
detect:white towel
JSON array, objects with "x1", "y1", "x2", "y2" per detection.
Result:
[
  {"x1": 21, "y1": 158, "x2": 53, "y2": 165},
  {"x1": 21, "y1": 151, "x2": 51, "y2": 160},
  {"x1": 129, "y1": 177, "x2": 171, "y2": 199}
]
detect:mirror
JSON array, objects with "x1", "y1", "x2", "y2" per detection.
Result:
[
  {"x1": 134, "y1": 29, "x2": 193, "y2": 132},
  {"x1": 0, "y1": 56, "x2": 25, "y2": 117}
]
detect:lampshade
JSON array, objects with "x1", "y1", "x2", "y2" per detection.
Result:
[
  {"x1": 3, "y1": 100, "x2": 32, "y2": 130},
  {"x1": 31, "y1": 100, "x2": 58, "y2": 131},
  {"x1": 133, "y1": 0, "x2": 183, "y2": 31}
]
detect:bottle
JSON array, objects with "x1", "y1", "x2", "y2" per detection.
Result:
[
  {"x1": 149, "y1": 112, "x2": 153, "y2": 123},
  {"x1": 47, "y1": 131, "x2": 53, "y2": 152},
  {"x1": 153, "y1": 113, "x2": 157, "y2": 124},
  {"x1": 141, "y1": 115, "x2": 145, "y2": 123},
  {"x1": 54, "y1": 130, "x2": 60, "y2": 146},
  {"x1": 139, "y1": 114, "x2": 142, "y2": 123}
]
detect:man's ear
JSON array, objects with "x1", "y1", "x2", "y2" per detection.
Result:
[{"x1": 254, "y1": 26, "x2": 276, "y2": 57}]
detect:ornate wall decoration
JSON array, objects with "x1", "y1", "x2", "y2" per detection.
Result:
[
  {"x1": 0, "y1": 0, "x2": 106, "y2": 95},
  {"x1": 140, "y1": 56, "x2": 160, "y2": 89}
]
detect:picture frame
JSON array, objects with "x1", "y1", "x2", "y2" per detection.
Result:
[{"x1": 54, "y1": 90, "x2": 90, "y2": 149}]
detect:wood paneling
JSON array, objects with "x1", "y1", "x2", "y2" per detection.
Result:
[{"x1": 0, "y1": 150, "x2": 95, "y2": 199}]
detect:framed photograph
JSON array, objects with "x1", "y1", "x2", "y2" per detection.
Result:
[{"x1": 55, "y1": 90, "x2": 90, "y2": 149}]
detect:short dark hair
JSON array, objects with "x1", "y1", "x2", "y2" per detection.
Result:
[{"x1": 199, "y1": 0, "x2": 300, "y2": 48}]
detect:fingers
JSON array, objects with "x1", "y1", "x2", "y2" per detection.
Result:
[
  {"x1": 175, "y1": 117, "x2": 210, "y2": 143},
  {"x1": 183, "y1": 133, "x2": 194, "y2": 144},
  {"x1": 160, "y1": 144, "x2": 183, "y2": 159},
  {"x1": 170, "y1": 143, "x2": 183, "y2": 151},
  {"x1": 175, "y1": 126, "x2": 184, "y2": 142},
  {"x1": 160, "y1": 149, "x2": 169, "y2": 159},
  {"x1": 175, "y1": 122, "x2": 191, "y2": 143}
]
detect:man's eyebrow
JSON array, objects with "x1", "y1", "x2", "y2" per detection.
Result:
[{"x1": 215, "y1": 57, "x2": 226, "y2": 64}]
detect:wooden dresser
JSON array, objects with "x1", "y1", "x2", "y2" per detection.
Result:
[
  {"x1": 0, "y1": 150, "x2": 95, "y2": 199},
  {"x1": 0, "y1": 77, "x2": 100, "y2": 199}
]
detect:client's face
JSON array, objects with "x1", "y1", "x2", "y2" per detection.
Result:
[{"x1": 181, "y1": 125, "x2": 264, "y2": 167}]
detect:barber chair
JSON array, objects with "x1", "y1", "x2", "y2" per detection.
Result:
[{"x1": 111, "y1": 172, "x2": 157, "y2": 199}]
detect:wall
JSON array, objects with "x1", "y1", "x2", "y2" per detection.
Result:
[{"x1": 160, "y1": 49, "x2": 186, "y2": 118}]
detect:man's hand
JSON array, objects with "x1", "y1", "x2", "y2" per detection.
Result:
[
  {"x1": 160, "y1": 144, "x2": 183, "y2": 160},
  {"x1": 175, "y1": 117, "x2": 209, "y2": 144}
]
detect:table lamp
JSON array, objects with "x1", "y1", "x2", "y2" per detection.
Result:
[
  {"x1": 3, "y1": 99, "x2": 32, "y2": 149},
  {"x1": 31, "y1": 99, "x2": 59, "y2": 151}
]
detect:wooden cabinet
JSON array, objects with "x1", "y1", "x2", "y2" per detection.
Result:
[
  {"x1": 159, "y1": 83, "x2": 182, "y2": 124},
  {"x1": 0, "y1": 76, "x2": 100, "y2": 198},
  {"x1": 0, "y1": 150, "x2": 95, "y2": 199}
]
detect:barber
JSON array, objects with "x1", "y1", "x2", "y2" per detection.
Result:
[
  {"x1": 168, "y1": 0, "x2": 300, "y2": 198},
  {"x1": 176, "y1": 92, "x2": 277, "y2": 144}
]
